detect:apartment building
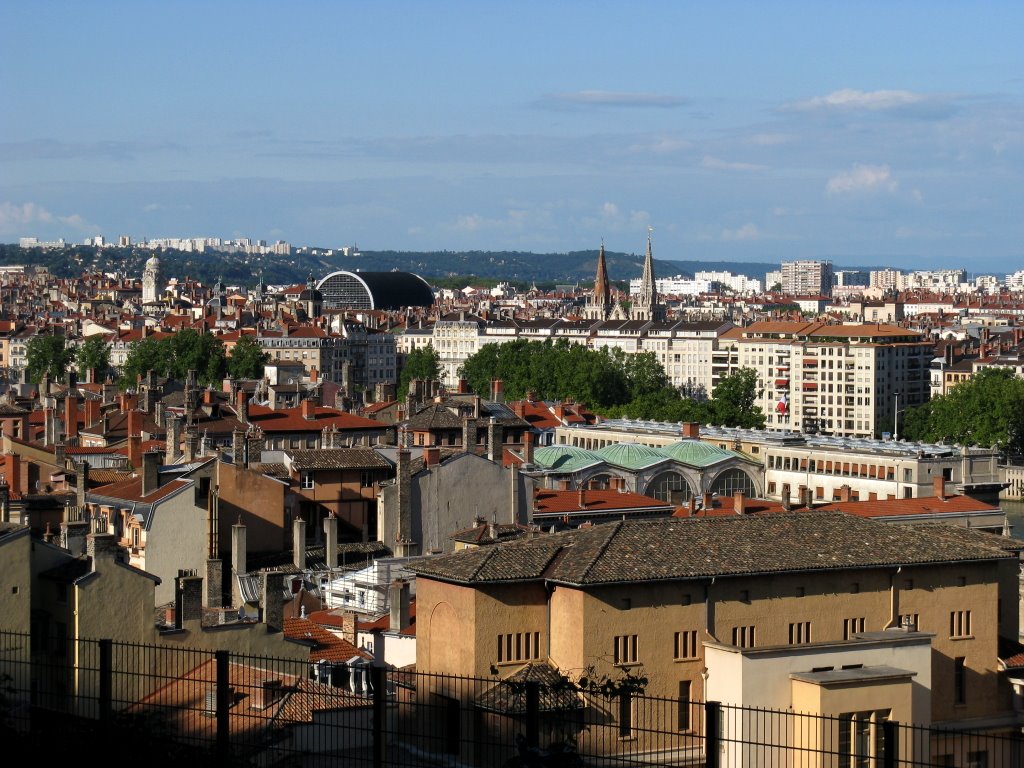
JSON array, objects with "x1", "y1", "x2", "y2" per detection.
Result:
[
  {"x1": 731, "y1": 321, "x2": 931, "y2": 438},
  {"x1": 781, "y1": 260, "x2": 833, "y2": 297},
  {"x1": 411, "y1": 513, "x2": 1023, "y2": 762}
]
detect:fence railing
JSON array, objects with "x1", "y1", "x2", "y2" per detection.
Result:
[{"x1": 1, "y1": 630, "x2": 1021, "y2": 767}]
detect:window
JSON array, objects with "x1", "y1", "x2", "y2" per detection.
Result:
[
  {"x1": 674, "y1": 631, "x2": 698, "y2": 660},
  {"x1": 954, "y1": 657, "x2": 966, "y2": 705},
  {"x1": 732, "y1": 626, "x2": 756, "y2": 648},
  {"x1": 950, "y1": 610, "x2": 972, "y2": 638},
  {"x1": 899, "y1": 613, "x2": 919, "y2": 630},
  {"x1": 843, "y1": 617, "x2": 866, "y2": 640},
  {"x1": 618, "y1": 692, "x2": 633, "y2": 737},
  {"x1": 360, "y1": 471, "x2": 374, "y2": 488},
  {"x1": 300, "y1": 471, "x2": 314, "y2": 489},
  {"x1": 677, "y1": 681, "x2": 692, "y2": 731},
  {"x1": 789, "y1": 621, "x2": 812, "y2": 644},
  {"x1": 497, "y1": 632, "x2": 541, "y2": 664},
  {"x1": 613, "y1": 634, "x2": 639, "y2": 665},
  {"x1": 838, "y1": 710, "x2": 890, "y2": 768}
]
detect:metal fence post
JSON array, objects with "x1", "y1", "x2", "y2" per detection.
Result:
[
  {"x1": 525, "y1": 681, "x2": 540, "y2": 749},
  {"x1": 882, "y1": 720, "x2": 897, "y2": 768},
  {"x1": 215, "y1": 649, "x2": 230, "y2": 760},
  {"x1": 98, "y1": 638, "x2": 112, "y2": 732},
  {"x1": 372, "y1": 665, "x2": 386, "y2": 768},
  {"x1": 704, "y1": 700, "x2": 721, "y2": 768}
]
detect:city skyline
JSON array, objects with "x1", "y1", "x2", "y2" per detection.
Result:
[{"x1": 2, "y1": 2, "x2": 1023, "y2": 272}]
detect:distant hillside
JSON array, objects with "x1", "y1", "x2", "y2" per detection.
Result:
[{"x1": 0, "y1": 243, "x2": 839, "y2": 287}]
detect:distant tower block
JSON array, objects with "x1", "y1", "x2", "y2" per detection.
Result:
[{"x1": 142, "y1": 254, "x2": 161, "y2": 304}]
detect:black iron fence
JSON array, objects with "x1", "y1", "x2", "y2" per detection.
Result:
[{"x1": 1, "y1": 630, "x2": 1021, "y2": 767}]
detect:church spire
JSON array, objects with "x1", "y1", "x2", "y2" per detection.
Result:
[
  {"x1": 594, "y1": 239, "x2": 611, "y2": 314},
  {"x1": 632, "y1": 227, "x2": 663, "y2": 321}
]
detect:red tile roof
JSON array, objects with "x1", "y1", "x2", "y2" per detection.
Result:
[
  {"x1": 534, "y1": 488, "x2": 673, "y2": 516},
  {"x1": 89, "y1": 477, "x2": 190, "y2": 504},
  {"x1": 283, "y1": 616, "x2": 371, "y2": 662},
  {"x1": 246, "y1": 404, "x2": 386, "y2": 433}
]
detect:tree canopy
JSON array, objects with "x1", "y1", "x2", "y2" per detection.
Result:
[
  {"x1": 26, "y1": 334, "x2": 74, "y2": 385},
  {"x1": 901, "y1": 367, "x2": 1024, "y2": 453},
  {"x1": 227, "y1": 335, "x2": 270, "y2": 380},
  {"x1": 75, "y1": 335, "x2": 111, "y2": 380},
  {"x1": 399, "y1": 345, "x2": 443, "y2": 394},
  {"x1": 120, "y1": 330, "x2": 227, "y2": 389},
  {"x1": 457, "y1": 339, "x2": 765, "y2": 429}
]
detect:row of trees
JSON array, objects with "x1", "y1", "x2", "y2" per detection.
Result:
[
  {"x1": 25, "y1": 331, "x2": 270, "y2": 388},
  {"x1": 901, "y1": 367, "x2": 1024, "y2": 454},
  {"x1": 402, "y1": 340, "x2": 766, "y2": 429}
]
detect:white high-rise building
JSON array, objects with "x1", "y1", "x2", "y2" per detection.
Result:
[{"x1": 781, "y1": 260, "x2": 833, "y2": 297}]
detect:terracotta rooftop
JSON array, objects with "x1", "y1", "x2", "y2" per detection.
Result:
[{"x1": 286, "y1": 448, "x2": 391, "y2": 471}]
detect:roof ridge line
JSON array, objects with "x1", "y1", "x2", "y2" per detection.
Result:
[{"x1": 576, "y1": 521, "x2": 624, "y2": 583}]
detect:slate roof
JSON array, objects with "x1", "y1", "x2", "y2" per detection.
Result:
[
  {"x1": 286, "y1": 448, "x2": 391, "y2": 471},
  {"x1": 409, "y1": 513, "x2": 1017, "y2": 587}
]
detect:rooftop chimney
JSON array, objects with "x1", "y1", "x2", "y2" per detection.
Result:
[
  {"x1": 780, "y1": 483, "x2": 791, "y2": 511},
  {"x1": 4, "y1": 453, "x2": 21, "y2": 496},
  {"x1": 490, "y1": 378, "x2": 505, "y2": 403},
  {"x1": 64, "y1": 394, "x2": 78, "y2": 439},
  {"x1": 301, "y1": 398, "x2": 315, "y2": 421},
  {"x1": 487, "y1": 417, "x2": 503, "y2": 463},
  {"x1": 389, "y1": 579, "x2": 411, "y2": 633},
  {"x1": 933, "y1": 475, "x2": 947, "y2": 501},
  {"x1": 702, "y1": 491, "x2": 713, "y2": 510},
  {"x1": 141, "y1": 450, "x2": 160, "y2": 496},
  {"x1": 86, "y1": 532, "x2": 119, "y2": 569},
  {"x1": 127, "y1": 409, "x2": 142, "y2": 438},
  {"x1": 293, "y1": 517, "x2": 306, "y2": 571},
  {"x1": 324, "y1": 512, "x2": 338, "y2": 569},
  {"x1": 423, "y1": 446, "x2": 439, "y2": 467},
  {"x1": 262, "y1": 572, "x2": 284, "y2": 631},
  {"x1": 165, "y1": 415, "x2": 181, "y2": 466},
  {"x1": 839, "y1": 484, "x2": 852, "y2": 503},
  {"x1": 462, "y1": 414, "x2": 477, "y2": 454},
  {"x1": 733, "y1": 491, "x2": 746, "y2": 514},
  {"x1": 681, "y1": 422, "x2": 701, "y2": 440},
  {"x1": 236, "y1": 388, "x2": 249, "y2": 424}
]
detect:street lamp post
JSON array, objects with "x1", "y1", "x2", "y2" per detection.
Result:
[{"x1": 893, "y1": 391, "x2": 901, "y2": 441}]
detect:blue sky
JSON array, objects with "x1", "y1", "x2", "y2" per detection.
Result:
[{"x1": 1, "y1": 2, "x2": 1022, "y2": 273}]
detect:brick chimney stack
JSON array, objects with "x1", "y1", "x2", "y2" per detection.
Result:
[
  {"x1": 933, "y1": 475, "x2": 947, "y2": 501},
  {"x1": 64, "y1": 393, "x2": 78, "y2": 439},
  {"x1": 681, "y1": 422, "x2": 700, "y2": 439}
]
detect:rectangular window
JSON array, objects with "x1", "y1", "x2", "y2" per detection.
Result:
[
  {"x1": 619, "y1": 692, "x2": 633, "y2": 737},
  {"x1": 954, "y1": 657, "x2": 966, "y2": 705},
  {"x1": 677, "y1": 681, "x2": 692, "y2": 731},
  {"x1": 613, "y1": 634, "x2": 639, "y2": 665},
  {"x1": 496, "y1": 632, "x2": 541, "y2": 664},
  {"x1": 843, "y1": 617, "x2": 866, "y2": 640},
  {"x1": 300, "y1": 471, "x2": 314, "y2": 489},
  {"x1": 789, "y1": 621, "x2": 812, "y2": 644},
  {"x1": 732, "y1": 625, "x2": 756, "y2": 648},
  {"x1": 674, "y1": 630, "x2": 698, "y2": 660},
  {"x1": 950, "y1": 610, "x2": 972, "y2": 638},
  {"x1": 899, "y1": 613, "x2": 919, "y2": 631}
]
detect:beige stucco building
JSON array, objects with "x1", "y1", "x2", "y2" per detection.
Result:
[{"x1": 411, "y1": 513, "x2": 1024, "y2": 763}]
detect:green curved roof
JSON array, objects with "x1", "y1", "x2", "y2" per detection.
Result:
[
  {"x1": 661, "y1": 440, "x2": 738, "y2": 468},
  {"x1": 596, "y1": 442, "x2": 670, "y2": 470},
  {"x1": 533, "y1": 445, "x2": 605, "y2": 473}
]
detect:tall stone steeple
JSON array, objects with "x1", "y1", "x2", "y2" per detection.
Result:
[
  {"x1": 142, "y1": 254, "x2": 161, "y2": 304},
  {"x1": 584, "y1": 240, "x2": 614, "y2": 321},
  {"x1": 631, "y1": 228, "x2": 663, "y2": 321}
]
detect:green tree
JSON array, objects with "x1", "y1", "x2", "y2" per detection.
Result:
[
  {"x1": 167, "y1": 329, "x2": 226, "y2": 387},
  {"x1": 75, "y1": 335, "x2": 111, "y2": 380},
  {"x1": 120, "y1": 336, "x2": 170, "y2": 388},
  {"x1": 707, "y1": 367, "x2": 765, "y2": 429},
  {"x1": 399, "y1": 345, "x2": 443, "y2": 394},
  {"x1": 609, "y1": 348, "x2": 669, "y2": 399},
  {"x1": 901, "y1": 367, "x2": 1024, "y2": 453},
  {"x1": 227, "y1": 335, "x2": 270, "y2": 380},
  {"x1": 26, "y1": 334, "x2": 74, "y2": 384}
]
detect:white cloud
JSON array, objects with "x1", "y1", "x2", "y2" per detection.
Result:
[
  {"x1": 826, "y1": 164, "x2": 898, "y2": 196},
  {"x1": 0, "y1": 201, "x2": 97, "y2": 236},
  {"x1": 601, "y1": 202, "x2": 620, "y2": 218},
  {"x1": 629, "y1": 210, "x2": 651, "y2": 227},
  {"x1": 749, "y1": 132, "x2": 791, "y2": 146},
  {"x1": 627, "y1": 136, "x2": 691, "y2": 154},
  {"x1": 721, "y1": 223, "x2": 761, "y2": 241},
  {"x1": 784, "y1": 89, "x2": 957, "y2": 119},
  {"x1": 702, "y1": 155, "x2": 768, "y2": 171},
  {"x1": 537, "y1": 91, "x2": 688, "y2": 110}
]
